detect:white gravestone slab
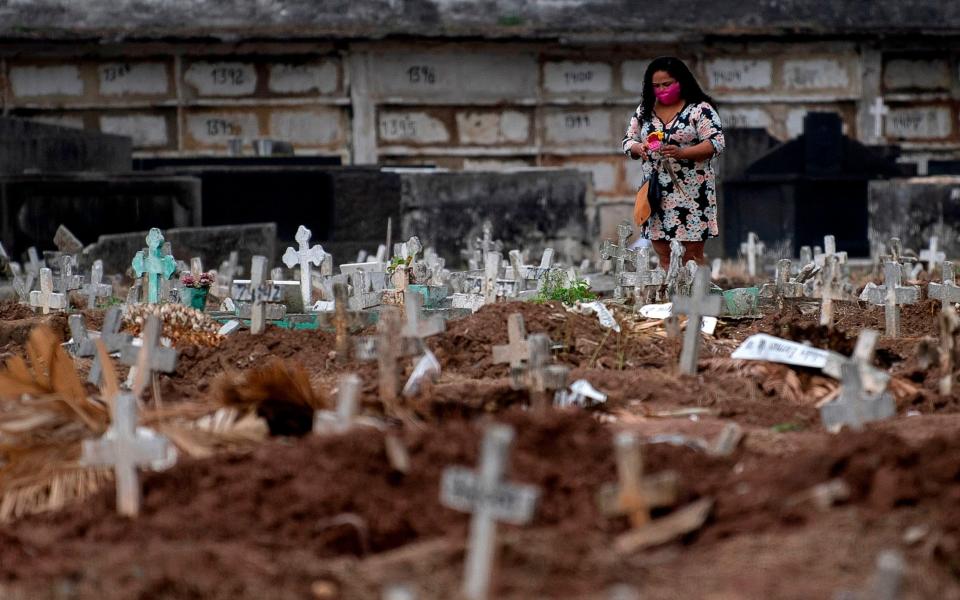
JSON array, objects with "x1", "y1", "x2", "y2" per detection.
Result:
[
  {"x1": 183, "y1": 61, "x2": 257, "y2": 96},
  {"x1": 543, "y1": 109, "x2": 614, "y2": 144},
  {"x1": 621, "y1": 59, "x2": 651, "y2": 93},
  {"x1": 269, "y1": 109, "x2": 344, "y2": 146},
  {"x1": 10, "y1": 65, "x2": 84, "y2": 97},
  {"x1": 378, "y1": 111, "x2": 450, "y2": 144},
  {"x1": 268, "y1": 62, "x2": 338, "y2": 95},
  {"x1": 99, "y1": 115, "x2": 169, "y2": 148},
  {"x1": 782, "y1": 59, "x2": 851, "y2": 90},
  {"x1": 704, "y1": 58, "x2": 772, "y2": 90},
  {"x1": 186, "y1": 111, "x2": 260, "y2": 145},
  {"x1": 455, "y1": 111, "x2": 530, "y2": 145},
  {"x1": 883, "y1": 58, "x2": 951, "y2": 91},
  {"x1": 886, "y1": 107, "x2": 952, "y2": 139},
  {"x1": 543, "y1": 61, "x2": 613, "y2": 93},
  {"x1": 98, "y1": 62, "x2": 169, "y2": 96},
  {"x1": 369, "y1": 52, "x2": 538, "y2": 101}
]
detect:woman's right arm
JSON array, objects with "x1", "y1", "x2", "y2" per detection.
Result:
[{"x1": 621, "y1": 105, "x2": 646, "y2": 160}]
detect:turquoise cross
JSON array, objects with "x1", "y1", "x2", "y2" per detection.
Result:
[{"x1": 131, "y1": 228, "x2": 176, "y2": 304}]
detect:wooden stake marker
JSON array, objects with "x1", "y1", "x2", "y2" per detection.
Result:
[
  {"x1": 81, "y1": 392, "x2": 176, "y2": 517},
  {"x1": 598, "y1": 431, "x2": 679, "y2": 528},
  {"x1": 440, "y1": 423, "x2": 539, "y2": 600}
]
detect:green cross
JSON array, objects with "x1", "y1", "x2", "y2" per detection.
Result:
[{"x1": 131, "y1": 228, "x2": 176, "y2": 304}]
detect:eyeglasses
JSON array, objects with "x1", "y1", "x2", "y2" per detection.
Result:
[{"x1": 651, "y1": 80, "x2": 677, "y2": 90}]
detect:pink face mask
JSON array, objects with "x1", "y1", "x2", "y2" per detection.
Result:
[{"x1": 654, "y1": 82, "x2": 682, "y2": 105}]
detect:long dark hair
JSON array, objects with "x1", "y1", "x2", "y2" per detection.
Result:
[{"x1": 640, "y1": 56, "x2": 715, "y2": 123}]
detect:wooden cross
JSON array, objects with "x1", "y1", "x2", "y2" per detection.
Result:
[
  {"x1": 81, "y1": 307, "x2": 133, "y2": 387},
  {"x1": 919, "y1": 236, "x2": 946, "y2": 274},
  {"x1": 402, "y1": 291, "x2": 444, "y2": 350},
  {"x1": 333, "y1": 282, "x2": 351, "y2": 362},
  {"x1": 940, "y1": 303, "x2": 959, "y2": 396},
  {"x1": 55, "y1": 255, "x2": 83, "y2": 305},
  {"x1": 355, "y1": 306, "x2": 405, "y2": 410},
  {"x1": 440, "y1": 423, "x2": 539, "y2": 600},
  {"x1": 82, "y1": 259, "x2": 112, "y2": 309},
  {"x1": 80, "y1": 392, "x2": 175, "y2": 517},
  {"x1": 598, "y1": 432, "x2": 678, "y2": 528},
  {"x1": 492, "y1": 313, "x2": 529, "y2": 371},
  {"x1": 29, "y1": 268, "x2": 66, "y2": 314},
  {"x1": 512, "y1": 333, "x2": 569, "y2": 412},
  {"x1": 622, "y1": 246, "x2": 664, "y2": 306},
  {"x1": 25, "y1": 246, "x2": 43, "y2": 291},
  {"x1": 799, "y1": 245, "x2": 813, "y2": 266},
  {"x1": 282, "y1": 225, "x2": 326, "y2": 310},
  {"x1": 672, "y1": 269, "x2": 722, "y2": 375},
  {"x1": 819, "y1": 255, "x2": 841, "y2": 327},
  {"x1": 119, "y1": 314, "x2": 178, "y2": 402},
  {"x1": 599, "y1": 222, "x2": 637, "y2": 300},
  {"x1": 870, "y1": 96, "x2": 889, "y2": 138},
  {"x1": 131, "y1": 228, "x2": 176, "y2": 304},
  {"x1": 739, "y1": 232, "x2": 764, "y2": 278},
  {"x1": 664, "y1": 239, "x2": 688, "y2": 298},
  {"x1": 248, "y1": 255, "x2": 271, "y2": 335},
  {"x1": 820, "y1": 360, "x2": 895, "y2": 432}
]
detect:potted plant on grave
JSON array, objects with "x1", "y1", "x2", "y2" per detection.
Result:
[{"x1": 179, "y1": 271, "x2": 215, "y2": 310}]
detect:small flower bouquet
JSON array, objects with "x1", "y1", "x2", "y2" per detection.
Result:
[
  {"x1": 180, "y1": 271, "x2": 215, "y2": 289},
  {"x1": 646, "y1": 131, "x2": 664, "y2": 151},
  {"x1": 179, "y1": 271, "x2": 214, "y2": 310}
]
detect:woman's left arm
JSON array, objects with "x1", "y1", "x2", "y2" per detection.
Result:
[{"x1": 663, "y1": 102, "x2": 725, "y2": 161}]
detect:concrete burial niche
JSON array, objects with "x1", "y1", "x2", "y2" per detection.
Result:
[
  {"x1": 868, "y1": 177, "x2": 960, "y2": 258},
  {"x1": 399, "y1": 169, "x2": 590, "y2": 267},
  {"x1": 2, "y1": 173, "x2": 201, "y2": 258}
]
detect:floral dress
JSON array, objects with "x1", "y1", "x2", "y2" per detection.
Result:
[{"x1": 621, "y1": 101, "x2": 725, "y2": 242}]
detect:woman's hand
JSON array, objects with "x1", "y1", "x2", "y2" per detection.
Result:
[
  {"x1": 660, "y1": 144, "x2": 684, "y2": 160},
  {"x1": 629, "y1": 141, "x2": 648, "y2": 159}
]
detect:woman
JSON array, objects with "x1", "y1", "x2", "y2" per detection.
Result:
[{"x1": 621, "y1": 56, "x2": 724, "y2": 267}]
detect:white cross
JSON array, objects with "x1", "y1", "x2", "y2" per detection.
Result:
[
  {"x1": 80, "y1": 392, "x2": 176, "y2": 516},
  {"x1": 930, "y1": 261, "x2": 960, "y2": 304},
  {"x1": 492, "y1": 313, "x2": 529, "y2": 371},
  {"x1": 85, "y1": 307, "x2": 132, "y2": 387},
  {"x1": 402, "y1": 291, "x2": 444, "y2": 348},
  {"x1": 55, "y1": 254, "x2": 83, "y2": 304},
  {"x1": 248, "y1": 255, "x2": 271, "y2": 334},
  {"x1": 29, "y1": 268, "x2": 66, "y2": 314},
  {"x1": 820, "y1": 359, "x2": 895, "y2": 432},
  {"x1": 440, "y1": 423, "x2": 539, "y2": 600},
  {"x1": 282, "y1": 225, "x2": 326, "y2": 310},
  {"x1": 82, "y1": 259, "x2": 112, "y2": 308},
  {"x1": 119, "y1": 314, "x2": 178, "y2": 397},
  {"x1": 861, "y1": 262, "x2": 920, "y2": 337},
  {"x1": 672, "y1": 269, "x2": 722, "y2": 375},
  {"x1": 919, "y1": 236, "x2": 946, "y2": 273},
  {"x1": 870, "y1": 96, "x2": 889, "y2": 139},
  {"x1": 600, "y1": 222, "x2": 637, "y2": 300},
  {"x1": 739, "y1": 232, "x2": 764, "y2": 278},
  {"x1": 314, "y1": 372, "x2": 361, "y2": 434}
]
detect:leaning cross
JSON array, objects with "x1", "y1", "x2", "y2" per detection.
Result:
[
  {"x1": 440, "y1": 423, "x2": 539, "y2": 600},
  {"x1": 25, "y1": 246, "x2": 43, "y2": 291},
  {"x1": 29, "y1": 268, "x2": 66, "y2": 314},
  {"x1": 598, "y1": 432, "x2": 678, "y2": 528},
  {"x1": 820, "y1": 360, "x2": 895, "y2": 432},
  {"x1": 55, "y1": 254, "x2": 83, "y2": 302},
  {"x1": 84, "y1": 308, "x2": 133, "y2": 387},
  {"x1": 131, "y1": 228, "x2": 176, "y2": 304},
  {"x1": 919, "y1": 236, "x2": 946, "y2": 274},
  {"x1": 599, "y1": 222, "x2": 637, "y2": 300},
  {"x1": 248, "y1": 255, "x2": 272, "y2": 335},
  {"x1": 82, "y1": 260, "x2": 112, "y2": 309},
  {"x1": 119, "y1": 314, "x2": 178, "y2": 402},
  {"x1": 819, "y1": 255, "x2": 842, "y2": 327},
  {"x1": 492, "y1": 313, "x2": 530, "y2": 371},
  {"x1": 282, "y1": 225, "x2": 326, "y2": 310},
  {"x1": 622, "y1": 246, "x2": 665, "y2": 307},
  {"x1": 672, "y1": 269, "x2": 722, "y2": 375},
  {"x1": 761, "y1": 259, "x2": 806, "y2": 306},
  {"x1": 929, "y1": 261, "x2": 960, "y2": 305},
  {"x1": 80, "y1": 392, "x2": 175, "y2": 517}
]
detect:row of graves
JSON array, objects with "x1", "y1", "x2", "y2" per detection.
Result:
[{"x1": 0, "y1": 218, "x2": 958, "y2": 598}]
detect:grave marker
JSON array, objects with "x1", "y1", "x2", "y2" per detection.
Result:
[
  {"x1": 80, "y1": 392, "x2": 176, "y2": 516},
  {"x1": 739, "y1": 232, "x2": 764, "y2": 277},
  {"x1": 597, "y1": 432, "x2": 678, "y2": 527},
  {"x1": 355, "y1": 306, "x2": 405, "y2": 410},
  {"x1": 282, "y1": 225, "x2": 326, "y2": 310},
  {"x1": 861, "y1": 262, "x2": 920, "y2": 337},
  {"x1": 333, "y1": 282, "x2": 350, "y2": 362},
  {"x1": 492, "y1": 313, "x2": 529, "y2": 371},
  {"x1": 760, "y1": 259, "x2": 806, "y2": 305},
  {"x1": 131, "y1": 228, "x2": 176, "y2": 304},
  {"x1": 919, "y1": 236, "x2": 946, "y2": 274},
  {"x1": 929, "y1": 261, "x2": 960, "y2": 305},
  {"x1": 672, "y1": 270, "x2": 722, "y2": 375},
  {"x1": 25, "y1": 246, "x2": 43, "y2": 291},
  {"x1": 940, "y1": 304, "x2": 959, "y2": 396},
  {"x1": 82, "y1": 260, "x2": 112, "y2": 308},
  {"x1": 512, "y1": 333, "x2": 569, "y2": 412},
  {"x1": 814, "y1": 234, "x2": 848, "y2": 267},
  {"x1": 53, "y1": 225, "x2": 84, "y2": 255},
  {"x1": 440, "y1": 423, "x2": 538, "y2": 600},
  {"x1": 799, "y1": 245, "x2": 813, "y2": 266},
  {"x1": 622, "y1": 246, "x2": 665, "y2": 307},
  {"x1": 664, "y1": 239, "x2": 688, "y2": 298},
  {"x1": 348, "y1": 270, "x2": 381, "y2": 310},
  {"x1": 119, "y1": 314, "x2": 178, "y2": 402},
  {"x1": 314, "y1": 373, "x2": 361, "y2": 434},
  {"x1": 29, "y1": 268, "x2": 66, "y2": 314},
  {"x1": 248, "y1": 255, "x2": 271, "y2": 335},
  {"x1": 599, "y1": 222, "x2": 636, "y2": 300},
  {"x1": 819, "y1": 255, "x2": 841, "y2": 327},
  {"x1": 402, "y1": 290, "x2": 444, "y2": 349},
  {"x1": 85, "y1": 307, "x2": 133, "y2": 386},
  {"x1": 820, "y1": 360, "x2": 896, "y2": 432}
]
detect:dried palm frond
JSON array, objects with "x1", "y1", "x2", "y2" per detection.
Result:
[{"x1": 124, "y1": 303, "x2": 222, "y2": 347}]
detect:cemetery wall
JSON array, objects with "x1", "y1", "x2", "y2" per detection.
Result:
[{"x1": 868, "y1": 177, "x2": 960, "y2": 258}]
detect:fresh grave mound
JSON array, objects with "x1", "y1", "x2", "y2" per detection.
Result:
[{"x1": 0, "y1": 300, "x2": 37, "y2": 321}]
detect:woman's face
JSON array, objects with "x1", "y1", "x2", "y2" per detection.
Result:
[
  {"x1": 651, "y1": 69, "x2": 682, "y2": 105},
  {"x1": 651, "y1": 70, "x2": 676, "y2": 91}
]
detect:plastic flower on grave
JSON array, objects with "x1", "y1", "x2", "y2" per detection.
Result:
[
  {"x1": 180, "y1": 273, "x2": 196, "y2": 287},
  {"x1": 198, "y1": 272, "x2": 215, "y2": 288},
  {"x1": 647, "y1": 131, "x2": 664, "y2": 151}
]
